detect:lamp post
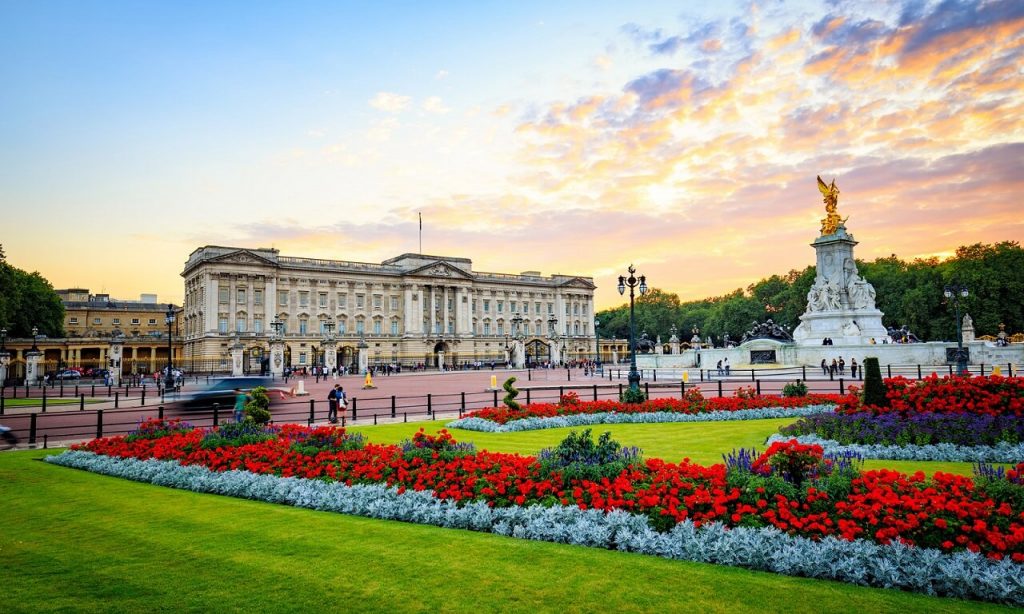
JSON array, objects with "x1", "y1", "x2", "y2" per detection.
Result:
[
  {"x1": 943, "y1": 284, "x2": 970, "y2": 375},
  {"x1": 594, "y1": 318, "x2": 601, "y2": 364},
  {"x1": 31, "y1": 326, "x2": 40, "y2": 352},
  {"x1": 270, "y1": 318, "x2": 283, "y2": 338},
  {"x1": 164, "y1": 304, "x2": 176, "y2": 389},
  {"x1": 617, "y1": 264, "x2": 648, "y2": 392}
]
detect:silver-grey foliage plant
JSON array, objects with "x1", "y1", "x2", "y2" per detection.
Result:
[
  {"x1": 447, "y1": 404, "x2": 838, "y2": 433},
  {"x1": 46, "y1": 450, "x2": 1024, "y2": 606},
  {"x1": 766, "y1": 434, "x2": 1024, "y2": 463}
]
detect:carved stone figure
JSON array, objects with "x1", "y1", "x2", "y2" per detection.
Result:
[
  {"x1": 847, "y1": 277, "x2": 877, "y2": 310},
  {"x1": 824, "y1": 279, "x2": 843, "y2": 311}
]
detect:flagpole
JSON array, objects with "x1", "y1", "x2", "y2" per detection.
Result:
[{"x1": 418, "y1": 212, "x2": 422, "y2": 253}]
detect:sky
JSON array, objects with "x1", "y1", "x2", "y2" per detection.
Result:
[{"x1": 1, "y1": 0, "x2": 1021, "y2": 309}]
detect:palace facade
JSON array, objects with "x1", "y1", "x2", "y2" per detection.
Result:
[{"x1": 181, "y1": 246, "x2": 597, "y2": 372}]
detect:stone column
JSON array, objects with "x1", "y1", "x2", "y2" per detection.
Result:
[
  {"x1": 269, "y1": 339, "x2": 286, "y2": 377},
  {"x1": 323, "y1": 339, "x2": 337, "y2": 375},
  {"x1": 429, "y1": 286, "x2": 437, "y2": 335},
  {"x1": 0, "y1": 349, "x2": 10, "y2": 386},
  {"x1": 513, "y1": 339, "x2": 525, "y2": 369},
  {"x1": 230, "y1": 338, "x2": 245, "y2": 376},
  {"x1": 108, "y1": 338, "x2": 124, "y2": 386},
  {"x1": 26, "y1": 348, "x2": 43, "y2": 385},
  {"x1": 442, "y1": 286, "x2": 450, "y2": 335},
  {"x1": 436, "y1": 351, "x2": 445, "y2": 370},
  {"x1": 415, "y1": 286, "x2": 424, "y2": 333},
  {"x1": 403, "y1": 285, "x2": 413, "y2": 336},
  {"x1": 357, "y1": 337, "x2": 369, "y2": 374}
]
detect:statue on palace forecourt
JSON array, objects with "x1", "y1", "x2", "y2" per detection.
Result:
[
  {"x1": 817, "y1": 175, "x2": 847, "y2": 235},
  {"x1": 848, "y1": 276, "x2": 877, "y2": 310}
]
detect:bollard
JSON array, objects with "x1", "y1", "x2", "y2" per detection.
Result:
[
  {"x1": 44, "y1": 434, "x2": 48, "y2": 449},
  {"x1": 141, "y1": 389, "x2": 146, "y2": 407},
  {"x1": 917, "y1": 365, "x2": 922, "y2": 380},
  {"x1": 115, "y1": 392, "x2": 119, "y2": 408},
  {"x1": 309, "y1": 399, "x2": 316, "y2": 424},
  {"x1": 75, "y1": 384, "x2": 79, "y2": 397},
  {"x1": 427, "y1": 393, "x2": 433, "y2": 416},
  {"x1": 559, "y1": 386, "x2": 564, "y2": 398},
  {"x1": 887, "y1": 364, "x2": 892, "y2": 378},
  {"x1": 91, "y1": 383, "x2": 95, "y2": 397},
  {"x1": 80, "y1": 394, "x2": 85, "y2": 411},
  {"x1": 653, "y1": 370, "x2": 657, "y2": 382},
  {"x1": 1, "y1": 394, "x2": 4, "y2": 415},
  {"x1": 42, "y1": 388, "x2": 47, "y2": 413},
  {"x1": 567, "y1": 368, "x2": 571, "y2": 382},
  {"x1": 618, "y1": 383, "x2": 623, "y2": 398},
  {"x1": 108, "y1": 384, "x2": 112, "y2": 397},
  {"x1": 644, "y1": 382, "x2": 650, "y2": 398},
  {"x1": 756, "y1": 380, "x2": 761, "y2": 395},
  {"x1": 159, "y1": 405, "x2": 164, "y2": 419},
  {"x1": 680, "y1": 381, "x2": 685, "y2": 398},
  {"x1": 750, "y1": 370, "x2": 755, "y2": 382},
  {"x1": 949, "y1": 364, "x2": 953, "y2": 376},
  {"x1": 839, "y1": 378, "x2": 845, "y2": 394},
  {"x1": 29, "y1": 412, "x2": 37, "y2": 445},
  {"x1": 528, "y1": 370, "x2": 532, "y2": 381},
  {"x1": 96, "y1": 409, "x2": 104, "y2": 439},
  {"x1": 213, "y1": 403, "x2": 221, "y2": 427},
  {"x1": 373, "y1": 413, "x2": 378, "y2": 425},
  {"x1": 493, "y1": 390, "x2": 498, "y2": 406},
  {"x1": 700, "y1": 369, "x2": 704, "y2": 382},
  {"x1": 525, "y1": 389, "x2": 530, "y2": 405},
  {"x1": 981, "y1": 363, "x2": 986, "y2": 377},
  {"x1": 404, "y1": 412, "x2": 407, "y2": 423},
  {"x1": 593, "y1": 384, "x2": 598, "y2": 402},
  {"x1": 391, "y1": 395, "x2": 397, "y2": 418},
  {"x1": 460, "y1": 392, "x2": 466, "y2": 416},
  {"x1": 718, "y1": 380, "x2": 723, "y2": 398},
  {"x1": 60, "y1": 380, "x2": 64, "y2": 397},
  {"x1": 351, "y1": 398, "x2": 357, "y2": 420}
]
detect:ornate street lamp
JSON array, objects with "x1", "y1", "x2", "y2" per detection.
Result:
[
  {"x1": 164, "y1": 304, "x2": 176, "y2": 390},
  {"x1": 943, "y1": 284, "x2": 970, "y2": 375},
  {"x1": 31, "y1": 326, "x2": 40, "y2": 352},
  {"x1": 594, "y1": 318, "x2": 601, "y2": 363},
  {"x1": 0, "y1": 327, "x2": 7, "y2": 352},
  {"x1": 324, "y1": 318, "x2": 336, "y2": 340},
  {"x1": 617, "y1": 264, "x2": 648, "y2": 392},
  {"x1": 270, "y1": 318, "x2": 284, "y2": 338},
  {"x1": 547, "y1": 313, "x2": 560, "y2": 366}
]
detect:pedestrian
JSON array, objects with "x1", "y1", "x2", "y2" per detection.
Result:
[
  {"x1": 820, "y1": 358, "x2": 828, "y2": 376},
  {"x1": 327, "y1": 385, "x2": 339, "y2": 424},
  {"x1": 830, "y1": 359, "x2": 838, "y2": 377},
  {"x1": 838, "y1": 357, "x2": 845, "y2": 375},
  {"x1": 337, "y1": 385, "x2": 348, "y2": 418},
  {"x1": 850, "y1": 358, "x2": 858, "y2": 379},
  {"x1": 233, "y1": 388, "x2": 248, "y2": 423},
  {"x1": 724, "y1": 358, "x2": 730, "y2": 376},
  {"x1": 716, "y1": 360, "x2": 723, "y2": 376}
]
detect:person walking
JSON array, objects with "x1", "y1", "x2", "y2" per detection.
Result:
[
  {"x1": 716, "y1": 360, "x2": 723, "y2": 377},
  {"x1": 850, "y1": 358, "x2": 859, "y2": 379},
  {"x1": 830, "y1": 359, "x2": 838, "y2": 377},
  {"x1": 233, "y1": 388, "x2": 248, "y2": 423},
  {"x1": 327, "y1": 385, "x2": 339, "y2": 424},
  {"x1": 838, "y1": 357, "x2": 846, "y2": 376},
  {"x1": 724, "y1": 358, "x2": 730, "y2": 376},
  {"x1": 820, "y1": 358, "x2": 828, "y2": 376},
  {"x1": 337, "y1": 385, "x2": 348, "y2": 419}
]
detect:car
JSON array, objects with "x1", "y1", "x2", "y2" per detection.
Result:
[
  {"x1": 173, "y1": 376, "x2": 290, "y2": 409},
  {"x1": 56, "y1": 370, "x2": 82, "y2": 380}
]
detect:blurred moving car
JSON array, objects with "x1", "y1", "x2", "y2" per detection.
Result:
[
  {"x1": 173, "y1": 376, "x2": 292, "y2": 409},
  {"x1": 56, "y1": 370, "x2": 82, "y2": 380}
]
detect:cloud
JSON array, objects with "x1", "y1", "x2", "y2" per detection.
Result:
[
  {"x1": 435, "y1": 69, "x2": 449, "y2": 80},
  {"x1": 369, "y1": 92, "x2": 412, "y2": 113},
  {"x1": 422, "y1": 96, "x2": 450, "y2": 114}
]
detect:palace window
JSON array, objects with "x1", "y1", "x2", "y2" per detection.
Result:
[
  {"x1": 319, "y1": 293, "x2": 328, "y2": 308},
  {"x1": 237, "y1": 288, "x2": 246, "y2": 304},
  {"x1": 278, "y1": 291, "x2": 288, "y2": 306},
  {"x1": 448, "y1": 321, "x2": 454, "y2": 334},
  {"x1": 510, "y1": 301, "x2": 517, "y2": 313},
  {"x1": 299, "y1": 352, "x2": 307, "y2": 365},
  {"x1": 373, "y1": 295, "x2": 383, "y2": 310},
  {"x1": 391, "y1": 320, "x2": 399, "y2": 335},
  {"x1": 356, "y1": 295, "x2": 365, "y2": 309},
  {"x1": 338, "y1": 319, "x2": 346, "y2": 334},
  {"x1": 237, "y1": 319, "x2": 246, "y2": 333},
  {"x1": 483, "y1": 322, "x2": 491, "y2": 335},
  {"x1": 483, "y1": 300, "x2": 490, "y2": 313},
  {"x1": 218, "y1": 318, "x2": 228, "y2": 333},
  {"x1": 299, "y1": 318, "x2": 308, "y2": 334},
  {"x1": 219, "y1": 287, "x2": 229, "y2": 303},
  {"x1": 254, "y1": 290, "x2": 263, "y2": 306},
  {"x1": 390, "y1": 296, "x2": 399, "y2": 310},
  {"x1": 497, "y1": 323, "x2": 504, "y2": 335},
  {"x1": 548, "y1": 303, "x2": 554, "y2": 314},
  {"x1": 497, "y1": 301, "x2": 504, "y2": 313},
  {"x1": 148, "y1": 319, "x2": 156, "y2": 325},
  {"x1": 254, "y1": 318, "x2": 263, "y2": 334},
  {"x1": 299, "y1": 292, "x2": 309, "y2": 307},
  {"x1": 356, "y1": 319, "x2": 365, "y2": 334},
  {"x1": 373, "y1": 320, "x2": 382, "y2": 335},
  {"x1": 113, "y1": 318, "x2": 120, "y2": 325},
  {"x1": 70, "y1": 317, "x2": 78, "y2": 325},
  {"x1": 338, "y1": 293, "x2": 347, "y2": 308},
  {"x1": 131, "y1": 318, "x2": 140, "y2": 325},
  {"x1": 535, "y1": 302, "x2": 541, "y2": 314}
]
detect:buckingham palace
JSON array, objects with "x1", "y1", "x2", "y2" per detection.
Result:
[{"x1": 181, "y1": 246, "x2": 597, "y2": 373}]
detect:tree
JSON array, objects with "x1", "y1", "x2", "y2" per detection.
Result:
[{"x1": 0, "y1": 246, "x2": 65, "y2": 338}]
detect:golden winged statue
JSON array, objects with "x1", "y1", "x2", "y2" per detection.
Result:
[{"x1": 817, "y1": 175, "x2": 846, "y2": 235}]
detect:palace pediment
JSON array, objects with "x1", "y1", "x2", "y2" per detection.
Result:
[
  {"x1": 405, "y1": 261, "x2": 476, "y2": 280},
  {"x1": 207, "y1": 249, "x2": 278, "y2": 268},
  {"x1": 558, "y1": 277, "x2": 596, "y2": 290}
]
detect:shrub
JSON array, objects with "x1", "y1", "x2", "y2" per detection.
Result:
[
  {"x1": 245, "y1": 386, "x2": 272, "y2": 424},
  {"x1": 400, "y1": 428, "x2": 476, "y2": 462},
  {"x1": 287, "y1": 426, "x2": 366, "y2": 456},
  {"x1": 733, "y1": 386, "x2": 757, "y2": 399},
  {"x1": 782, "y1": 380, "x2": 808, "y2": 397},
  {"x1": 619, "y1": 386, "x2": 647, "y2": 404},
  {"x1": 559, "y1": 391, "x2": 581, "y2": 407},
  {"x1": 125, "y1": 418, "x2": 194, "y2": 442},
  {"x1": 502, "y1": 377, "x2": 521, "y2": 411},
  {"x1": 200, "y1": 421, "x2": 278, "y2": 450},
  {"x1": 861, "y1": 357, "x2": 888, "y2": 408},
  {"x1": 536, "y1": 429, "x2": 642, "y2": 484}
]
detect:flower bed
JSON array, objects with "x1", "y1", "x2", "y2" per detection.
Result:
[
  {"x1": 49, "y1": 421, "x2": 1024, "y2": 605},
  {"x1": 838, "y1": 374, "x2": 1024, "y2": 416},
  {"x1": 452, "y1": 392, "x2": 849, "y2": 429},
  {"x1": 766, "y1": 433, "x2": 1024, "y2": 463},
  {"x1": 779, "y1": 411, "x2": 1024, "y2": 447}
]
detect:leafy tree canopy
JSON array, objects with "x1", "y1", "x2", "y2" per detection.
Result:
[
  {"x1": 597, "y1": 242, "x2": 1022, "y2": 345},
  {"x1": 0, "y1": 244, "x2": 65, "y2": 338}
]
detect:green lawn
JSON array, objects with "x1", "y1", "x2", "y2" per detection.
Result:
[
  {"x1": 348, "y1": 418, "x2": 984, "y2": 477},
  {"x1": 2, "y1": 397, "x2": 99, "y2": 407},
  {"x1": 0, "y1": 449, "x2": 1012, "y2": 613}
]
